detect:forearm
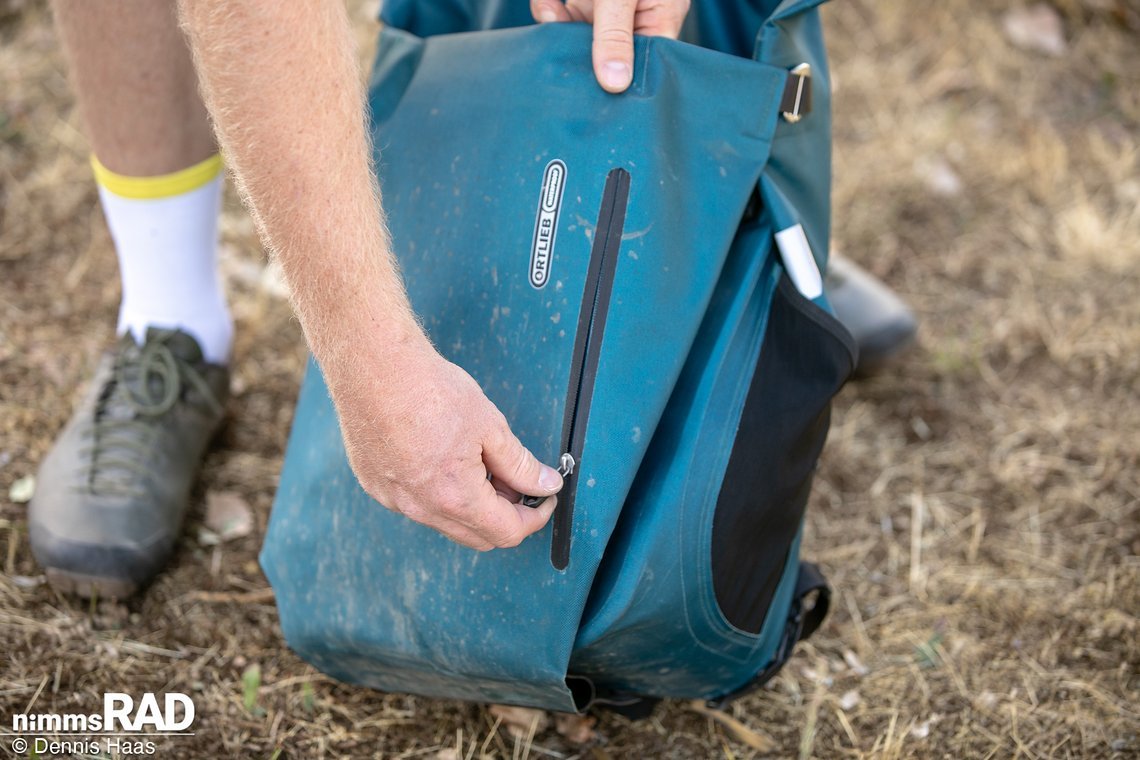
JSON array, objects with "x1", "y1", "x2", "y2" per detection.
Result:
[{"x1": 177, "y1": 1, "x2": 424, "y2": 367}]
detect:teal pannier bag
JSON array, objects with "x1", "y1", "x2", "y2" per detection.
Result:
[{"x1": 261, "y1": 0, "x2": 855, "y2": 712}]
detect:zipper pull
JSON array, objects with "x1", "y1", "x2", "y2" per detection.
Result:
[{"x1": 519, "y1": 453, "x2": 576, "y2": 508}]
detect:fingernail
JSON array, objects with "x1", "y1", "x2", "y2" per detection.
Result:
[
  {"x1": 539, "y1": 465, "x2": 563, "y2": 492},
  {"x1": 538, "y1": 8, "x2": 558, "y2": 23},
  {"x1": 601, "y1": 61, "x2": 632, "y2": 91}
]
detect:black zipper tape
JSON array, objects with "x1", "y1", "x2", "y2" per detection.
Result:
[{"x1": 551, "y1": 167, "x2": 631, "y2": 570}]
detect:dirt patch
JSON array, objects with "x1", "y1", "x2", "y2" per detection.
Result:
[{"x1": 1, "y1": 0, "x2": 1137, "y2": 757}]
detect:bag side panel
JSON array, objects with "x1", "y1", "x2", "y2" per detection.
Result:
[
  {"x1": 571, "y1": 4, "x2": 845, "y2": 701},
  {"x1": 570, "y1": 251, "x2": 854, "y2": 699},
  {"x1": 756, "y1": 9, "x2": 834, "y2": 289},
  {"x1": 568, "y1": 224, "x2": 782, "y2": 697}
]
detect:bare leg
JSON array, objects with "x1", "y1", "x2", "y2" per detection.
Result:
[
  {"x1": 31, "y1": 2, "x2": 231, "y2": 600},
  {"x1": 51, "y1": 0, "x2": 215, "y2": 175}
]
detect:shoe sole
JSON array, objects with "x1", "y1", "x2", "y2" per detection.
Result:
[{"x1": 45, "y1": 568, "x2": 138, "y2": 599}]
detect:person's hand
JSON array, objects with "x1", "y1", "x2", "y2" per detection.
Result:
[
  {"x1": 531, "y1": 0, "x2": 691, "y2": 93},
  {"x1": 324, "y1": 333, "x2": 564, "y2": 551}
]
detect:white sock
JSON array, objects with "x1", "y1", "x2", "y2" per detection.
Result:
[{"x1": 93, "y1": 154, "x2": 233, "y2": 365}]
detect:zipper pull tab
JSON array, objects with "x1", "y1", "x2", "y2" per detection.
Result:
[
  {"x1": 556, "y1": 452, "x2": 576, "y2": 477},
  {"x1": 519, "y1": 453, "x2": 575, "y2": 508}
]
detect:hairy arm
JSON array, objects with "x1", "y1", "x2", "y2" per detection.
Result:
[
  {"x1": 177, "y1": 0, "x2": 562, "y2": 549},
  {"x1": 178, "y1": 2, "x2": 413, "y2": 360}
]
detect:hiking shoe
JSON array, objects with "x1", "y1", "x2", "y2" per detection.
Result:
[
  {"x1": 29, "y1": 328, "x2": 229, "y2": 598},
  {"x1": 825, "y1": 256, "x2": 918, "y2": 376}
]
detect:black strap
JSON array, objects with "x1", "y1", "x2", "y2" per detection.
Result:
[
  {"x1": 794, "y1": 560, "x2": 830, "y2": 641},
  {"x1": 707, "y1": 561, "x2": 830, "y2": 709}
]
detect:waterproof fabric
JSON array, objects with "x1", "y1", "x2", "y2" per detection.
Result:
[
  {"x1": 378, "y1": 0, "x2": 835, "y2": 271},
  {"x1": 261, "y1": 0, "x2": 852, "y2": 711}
]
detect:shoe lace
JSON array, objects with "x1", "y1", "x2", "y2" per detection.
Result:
[{"x1": 78, "y1": 330, "x2": 223, "y2": 496}]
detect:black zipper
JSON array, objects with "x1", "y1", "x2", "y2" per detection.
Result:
[{"x1": 548, "y1": 167, "x2": 631, "y2": 570}]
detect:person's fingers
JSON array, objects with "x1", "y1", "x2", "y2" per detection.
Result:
[
  {"x1": 531, "y1": 0, "x2": 573, "y2": 24},
  {"x1": 509, "y1": 495, "x2": 558, "y2": 543},
  {"x1": 482, "y1": 415, "x2": 563, "y2": 498},
  {"x1": 588, "y1": 0, "x2": 638, "y2": 92},
  {"x1": 489, "y1": 474, "x2": 523, "y2": 503},
  {"x1": 399, "y1": 425, "x2": 557, "y2": 548},
  {"x1": 632, "y1": 0, "x2": 689, "y2": 37},
  {"x1": 459, "y1": 479, "x2": 559, "y2": 548},
  {"x1": 393, "y1": 496, "x2": 496, "y2": 551},
  {"x1": 396, "y1": 495, "x2": 498, "y2": 550}
]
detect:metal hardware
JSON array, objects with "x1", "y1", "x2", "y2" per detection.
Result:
[
  {"x1": 519, "y1": 452, "x2": 576, "y2": 508},
  {"x1": 781, "y1": 63, "x2": 812, "y2": 124},
  {"x1": 556, "y1": 452, "x2": 576, "y2": 478}
]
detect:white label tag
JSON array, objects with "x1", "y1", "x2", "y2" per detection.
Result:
[{"x1": 774, "y1": 224, "x2": 823, "y2": 299}]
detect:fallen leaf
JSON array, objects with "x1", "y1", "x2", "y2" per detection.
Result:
[
  {"x1": 689, "y1": 700, "x2": 777, "y2": 752},
  {"x1": 555, "y1": 712, "x2": 597, "y2": 745},
  {"x1": 910, "y1": 713, "x2": 942, "y2": 739},
  {"x1": 488, "y1": 704, "x2": 548, "y2": 739},
  {"x1": 1002, "y1": 4, "x2": 1067, "y2": 57},
  {"x1": 843, "y1": 649, "x2": 870, "y2": 676},
  {"x1": 242, "y1": 663, "x2": 263, "y2": 715},
  {"x1": 10, "y1": 575, "x2": 44, "y2": 589},
  {"x1": 839, "y1": 690, "x2": 861, "y2": 711},
  {"x1": 205, "y1": 490, "x2": 254, "y2": 541},
  {"x1": 914, "y1": 156, "x2": 963, "y2": 197},
  {"x1": 800, "y1": 665, "x2": 833, "y2": 686},
  {"x1": 8, "y1": 474, "x2": 34, "y2": 504}
]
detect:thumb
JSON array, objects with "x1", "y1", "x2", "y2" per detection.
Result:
[
  {"x1": 590, "y1": 0, "x2": 637, "y2": 93},
  {"x1": 483, "y1": 419, "x2": 564, "y2": 498}
]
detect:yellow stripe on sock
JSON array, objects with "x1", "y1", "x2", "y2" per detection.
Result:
[{"x1": 91, "y1": 153, "x2": 223, "y2": 200}]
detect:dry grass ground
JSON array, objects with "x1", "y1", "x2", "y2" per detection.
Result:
[{"x1": 1, "y1": 0, "x2": 1137, "y2": 757}]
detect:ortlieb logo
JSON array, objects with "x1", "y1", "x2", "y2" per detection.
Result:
[{"x1": 530, "y1": 159, "x2": 566, "y2": 289}]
